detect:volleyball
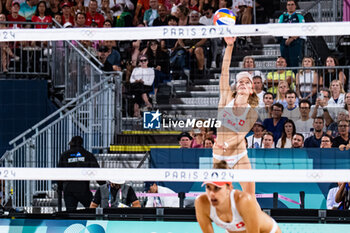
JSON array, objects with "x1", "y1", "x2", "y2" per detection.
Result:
[{"x1": 213, "y1": 8, "x2": 236, "y2": 26}]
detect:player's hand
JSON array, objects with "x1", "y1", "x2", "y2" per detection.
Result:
[{"x1": 224, "y1": 37, "x2": 236, "y2": 46}]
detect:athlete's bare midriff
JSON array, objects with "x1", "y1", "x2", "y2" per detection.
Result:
[{"x1": 213, "y1": 128, "x2": 248, "y2": 156}]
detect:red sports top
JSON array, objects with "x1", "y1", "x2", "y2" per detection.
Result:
[{"x1": 31, "y1": 15, "x2": 53, "y2": 29}]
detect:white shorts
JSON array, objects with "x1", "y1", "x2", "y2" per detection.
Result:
[{"x1": 213, "y1": 150, "x2": 247, "y2": 168}]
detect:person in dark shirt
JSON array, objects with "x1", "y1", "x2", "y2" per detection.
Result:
[
  {"x1": 304, "y1": 117, "x2": 326, "y2": 148},
  {"x1": 152, "y1": 4, "x2": 168, "y2": 26},
  {"x1": 332, "y1": 120, "x2": 350, "y2": 149},
  {"x1": 162, "y1": 15, "x2": 178, "y2": 52},
  {"x1": 278, "y1": 0, "x2": 304, "y2": 68},
  {"x1": 57, "y1": 136, "x2": 102, "y2": 211},
  {"x1": 92, "y1": 45, "x2": 114, "y2": 72},
  {"x1": 103, "y1": 40, "x2": 121, "y2": 71},
  {"x1": 174, "y1": 10, "x2": 207, "y2": 77},
  {"x1": 263, "y1": 103, "x2": 288, "y2": 144},
  {"x1": 90, "y1": 180, "x2": 140, "y2": 208}
]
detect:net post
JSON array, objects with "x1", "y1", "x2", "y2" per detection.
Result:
[
  {"x1": 318, "y1": 210, "x2": 327, "y2": 223},
  {"x1": 96, "y1": 207, "x2": 103, "y2": 216},
  {"x1": 156, "y1": 208, "x2": 164, "y2": 221},
  {"x1": 178, "y1": 192, "x2": 185, "y2": 208},
  {"x1": 299, "y1": 191, "x2": 305, "y2": 209},
  {"x1": 57, "y1": 189, "x2": 62, "y2": 212},
  {"x1": 273, "y1": 192, "x2": 278, "y2": 209}
]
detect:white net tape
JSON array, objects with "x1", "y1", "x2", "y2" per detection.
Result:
[
  {"x1": 0, "y1": 22, "x2": 349, "y2": 42},
  {"x1": 0, "y1": 168, "x2": 349, "y2": 182}
]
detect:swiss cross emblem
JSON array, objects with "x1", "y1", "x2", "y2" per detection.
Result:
[
  {"x1": 236, "y1": 221, "x2": 245, "y2": 229},
  {"x1": 239, "y1": 120, "x2": 245, "y2": 126}
]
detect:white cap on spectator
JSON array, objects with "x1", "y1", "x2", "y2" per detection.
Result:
[
  {"x1": 63, "y1": 22, "x2": 73, "y2": 28},
  {"x1": 190, "y1": 10, "x2": 201, "y2": 17},
  {"x1": 109, "y1": 180, "x2": 125, "y2": 184}
]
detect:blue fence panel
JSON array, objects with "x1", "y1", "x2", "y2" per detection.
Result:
[{"x1": 150, "y1": 148, "x2": 350, "y2": 209}]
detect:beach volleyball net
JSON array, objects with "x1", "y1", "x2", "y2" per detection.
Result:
[{"x1": 0, "y1": 165, "x2": 349, "y2": 211}]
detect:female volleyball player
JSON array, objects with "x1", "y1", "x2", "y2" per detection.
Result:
[
  {"x1": 213, "y1": 37, "x2": 259, "y2": 195},
  {"x1": 195, "y1": 161, "x2": 281, "y2": 233}
]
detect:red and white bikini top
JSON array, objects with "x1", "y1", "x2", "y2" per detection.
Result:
[
  {"x1": 217, "y1": 99, "x2": 250, "y2": 132},
  {"x1": 209, "y1": 190, "x2": 246, "y2": 232}
]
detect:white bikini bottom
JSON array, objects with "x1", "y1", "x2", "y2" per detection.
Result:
[{"x1": 213, "y1": 150, "x2": 247, "y2": 168}]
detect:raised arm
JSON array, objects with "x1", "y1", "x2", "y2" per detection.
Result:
[
  {"x1": 335, "y1": 182, "x2": 346, "y2": 203},
  {"x1": 219, "y1": 37, "x2": 236, "y2": 107}
]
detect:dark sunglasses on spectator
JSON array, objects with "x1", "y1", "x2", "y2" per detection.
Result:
[{"x1": 140, "y1": 59, "x2": 148, "y2": 62}]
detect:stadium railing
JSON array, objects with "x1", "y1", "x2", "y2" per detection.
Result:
[
  {"x1": 50, "y1": 18, "x2": 104, "y2": 100},
  {"x1": 0, "y1": 21, "x2": 52, "y2": 76},
  {"x1": 0, "y1": 72, "x2": 121, "y2": 208}
]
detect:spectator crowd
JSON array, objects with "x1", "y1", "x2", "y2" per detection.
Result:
[
  {"x1": 178, "y1": 85, "x2": 350, "y2": 151},
  {"x1": 0, "y1": 0, "x2": 263, "y2": 112},
  {"x1": 1, "y1": 0, "x2": 350, "y2": 149}
]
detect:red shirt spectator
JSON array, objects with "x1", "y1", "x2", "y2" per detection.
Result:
[
  {"x1": 85, "y1": 12, "x2": 105, "y2": 27},
  {"x1": 31, "y1": 15, "x2": 52, "y2": 28},
  {"x1": 137, "y1": 0, "x2": 150, "y2": 15},
  {"x1": 85, "y1": 0, "x2": 104, "y2": 27},
  {"x1": 61, "y1": 2, "x2": 75, "y2": 25},
  {"x1": 31, "y1": 1, "x2": 52, "y2": 29},
  {"x1": 7, "y1": 2, "x2": 26, "y2": 28},
  {"x1": 62, "y1": 15, "x2": 75, "y2": 25}
]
